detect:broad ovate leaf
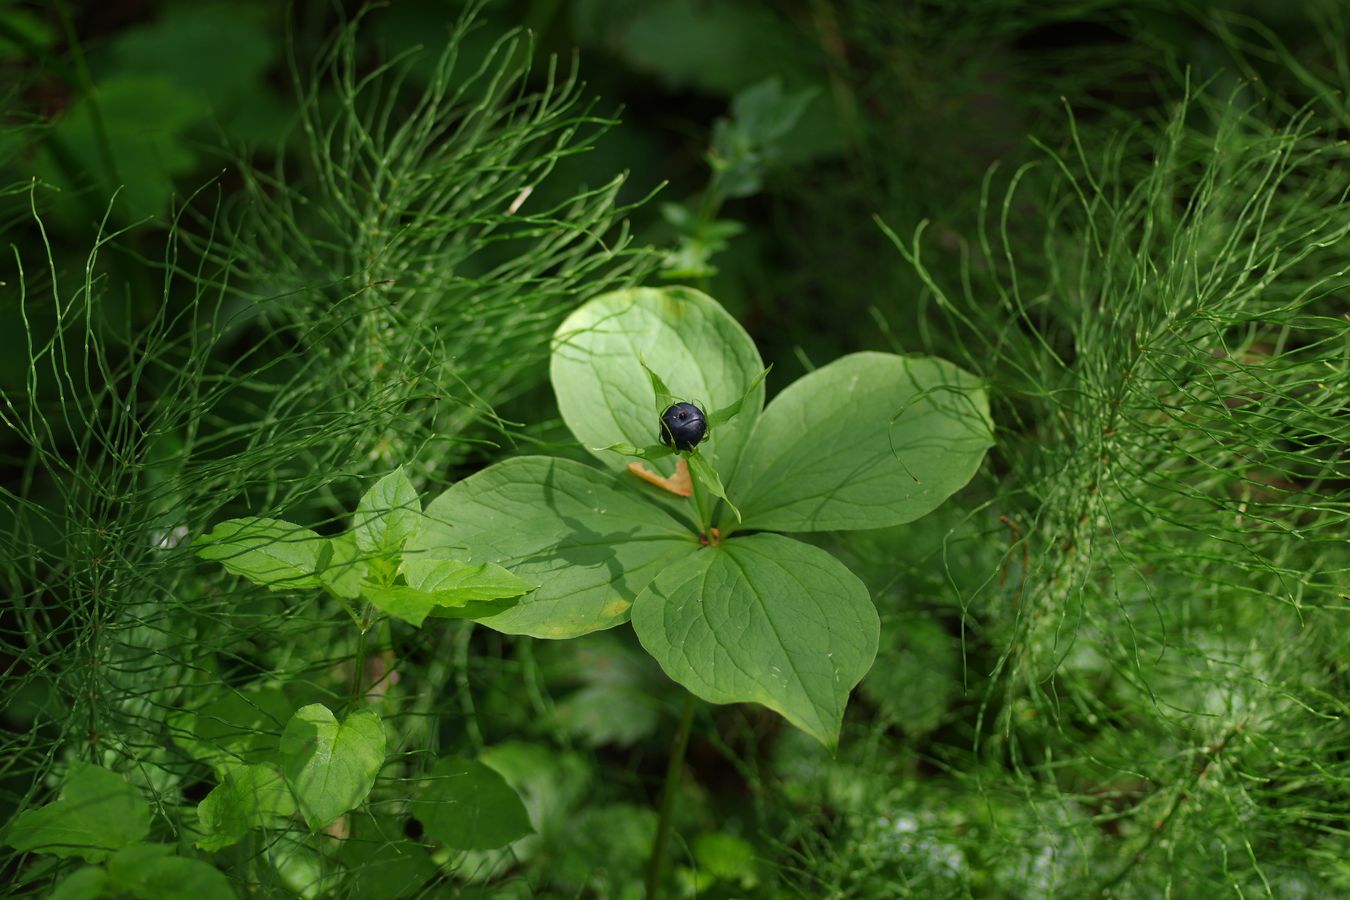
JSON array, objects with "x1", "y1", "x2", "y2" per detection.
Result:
[
  {"x1": 551, "y1": 286, "x2": 765, "y2": 482},
  {"x1": 406, "y1": 456, "x2": 698, "y2": 639},
  {"x1": 728, "y1": 353, "x2": 992, "y2": 532},
  {"x1": 361, "y1": 559, "x2": 535, "y2": 628},
  {"x1": 411, "y1": 756, "x2": 533, "y2": 851},
  {"x1": 194, "y1": 517, "x2": 328, "y2": 590},
  {"x1": 318, "y1": 531, "x2": 365, "y2": 599},
  {"x1": 279, "y1": 705, "x2": 386, "y2": 831},
  {"x1": 196, "y1": 763, "x2": 296, "y2": 851},
  {"x1": 631, "y1": 533, "x2": 878, "y2": 751},
  {"x1": 4, "y1": 763, "x2": 150, "y2": 862},
  {"x1": 170, "y1": 687, "x2": 293, "y2": 774},
  {"x1": 103, "y1": 845, "x2": 235, "y2": 900},
  {"x1": 49, "y1": 867, "x2": 110, "y2": 900},
  {"x1": 354, "y1": 467, "x2": 421, "y2": 555}
]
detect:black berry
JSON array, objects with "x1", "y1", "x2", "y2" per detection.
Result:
[{"x1": 659, "y1": 402, "x2": 707, "y2": 451}]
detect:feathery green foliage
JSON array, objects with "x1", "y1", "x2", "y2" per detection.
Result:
[
  {"x1": 794, "y1": 85, "x2": 1350, "y2": 898},
  {"x1": 3, "y1": 0, "x2": 1348, "y2": 896},
  {"x1": 1, "y1": 6, "x2": 647, "y2": 895}
]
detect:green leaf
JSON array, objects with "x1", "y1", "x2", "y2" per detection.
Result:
[
  {"x1": 104, "y1": 844, "x2": 236, "y2": 900},
  {"x1": 731, "y1": 78, "x2": 818, "y2": 146},
  {"x1": 170, "y1": 688, "x2": 293, "y2": 774},
  {"x1": 318, "y1": 532, "x2": 365, "y2": 599},
  {"x1": 728, "y1": 353, "x2": 992, "y2": 532},
  {"x1": 4, "y1": 763, "x2": 150, "y2": 862},
  {"x1": 631, "y1": 534, "x2": 878, "y2": 750},
  {"x1": 360, "y1": 559, "x2": 534, "y2": 628},
  {"x1": 36, "y1": 74, "x2": 206, "y2": 222},
  {"x1": 105, "y1": 5, "x2": 276, "y2": 112},
  {"x1": 196, "y1": 764, "x2": 296, "y2": 851},
  {"x1": 354, "y1": 467, "x2": 421, "y2": 556},
  {"x1": 267, "y1": 832, "x2": 328, "y2": 899},
  {"x1": 194, "y1": 517, "x2": 327, "y2": 590},
  {"x1": 575, "y1": 1, "x2": 811, "y2": 96},
  {"x1": 49, "y1": 867, "x2": 110, "y2": 900},
  {"x1": 403, "y1": 558, "x2": 538, "y2": 602},
  {"x1": 860, "y1": 613, "x2": 959, "y2": 737},
  {"x1": 713, "y1": 80, "x2": 819, "y2": 198},
  {"x1": 686, "y1": 450, "x2": 740, "y2": 523},
  {"x1": 357, "y1": 583, "x2": 447, "y2": 628},
  {"x1": 279, "y1": 705, "x2": 386, "y2": 831},
  {"x1": 550, "y1": 287, "x2": 765, "y2": 484},
  {"x1": 695, "y1": 832, "x2": 759, "y2": 887},
  {"x1": 336, "y1": 815, "x2": 439, "y2": 900},
  {"x1": 411, "y1": 756, "x2": 533, "y2": 851},
  {"x1": 598, "y1": 441, "x2": 676, "y2": 463},
  {"x1": 476, "y1": 742, "x2": 590, "y2": 847},
  {"x1": 554, "y1": 684, "x2": 661, "y2": 748},
  {"x1": 707, "y1": 365, "x2": 770, "y2": 428},
  {"x1": 406, "y1": 456, "x2": 698, "y2": 639},
  {"x1": 640, "y1": 358, "x2": 677, "y2": 412}
]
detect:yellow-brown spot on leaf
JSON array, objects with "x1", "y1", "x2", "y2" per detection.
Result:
[{"x1": 627, "y1": 459, "x2": 693, "y2": 497}]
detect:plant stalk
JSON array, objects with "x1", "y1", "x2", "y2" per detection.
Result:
[
  {"x1": 645, "y1": 691, "x2": 697, "y2": 899},
  {"x1": 686, "y1": 455, "x2": 711, "y2": 534}
]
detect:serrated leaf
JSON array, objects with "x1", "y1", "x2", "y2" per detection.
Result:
[
  {"x1": 280, "y1": 705, "x2": 386, "y2": 831},
  {"x1": 196, "y1": 764, "x2": 297, "y2": 851},
  {"x1": 318, "y1": 531, "x2": 365, "y2": 599},
  {"x1": 729, "y1": 353, "x2": 993, "y2": 532},
  {"x1": 194, "y1": 517, "x2": 327, "y2": 590},
  {"x1": 411, "y1": 756, "x2": 533, "y2": 851},
  {"x1": 631, "y1": 534, "x2": 878, "y2": 750},
  {"x1": 550, "y1": 287, "x2": 765, "y2": 484},
  {"x1": 359, "y1": 560, "x2": 536, "y2": 627},
  {"x1": 406, "y1": 456, "x2": 698, "y2": 638},
  {"x1": 4, "y1": 763, "x2": 150, "y2": 862},
  {"x1": 354, "y1": 467, "x2": 421, "y2": 555}
]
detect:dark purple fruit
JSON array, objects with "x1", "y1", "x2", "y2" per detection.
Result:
[{"x1": 659, "y1": 402, "x2": 707, "y2": 451}]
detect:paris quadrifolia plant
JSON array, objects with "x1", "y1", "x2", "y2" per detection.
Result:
[
  {"x1": 407, "y1": 285, "x2": 993, "y2": 891},
  {"x1": 410, "y1": 285, "x2": 992, "y2": 750}
]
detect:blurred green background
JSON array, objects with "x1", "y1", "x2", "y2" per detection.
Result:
[{"x1": 2, "y1": 1, "x2": 1348, "y2": 897}]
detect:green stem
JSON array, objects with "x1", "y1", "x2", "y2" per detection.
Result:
[
  {"x1": 686, "y1": 455, "x2": 711, "y2": 534},
  {"x1": 454, "y1": 621, "x2": 485, "y2": 753},
  {"x1": 350, "y1": 603, "x2": 373, "y2": 706},
  {"x1": 645, "y1": 691, "x2": 697, "y2": 899}
]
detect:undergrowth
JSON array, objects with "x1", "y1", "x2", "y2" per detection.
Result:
[
  {"x1": 1, "y1": 6, "x2": 647, "y2": 895},
  {"x1": 2, "y1": 1, "x2": 1348, "y2": 897},
  {"x1": 788, "y1": 85, "x2": 1350, "y2": 897}
]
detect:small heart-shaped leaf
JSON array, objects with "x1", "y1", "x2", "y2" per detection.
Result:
[{"x1": 279, "y1": 705, "x2": 386, "y2": 831}]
